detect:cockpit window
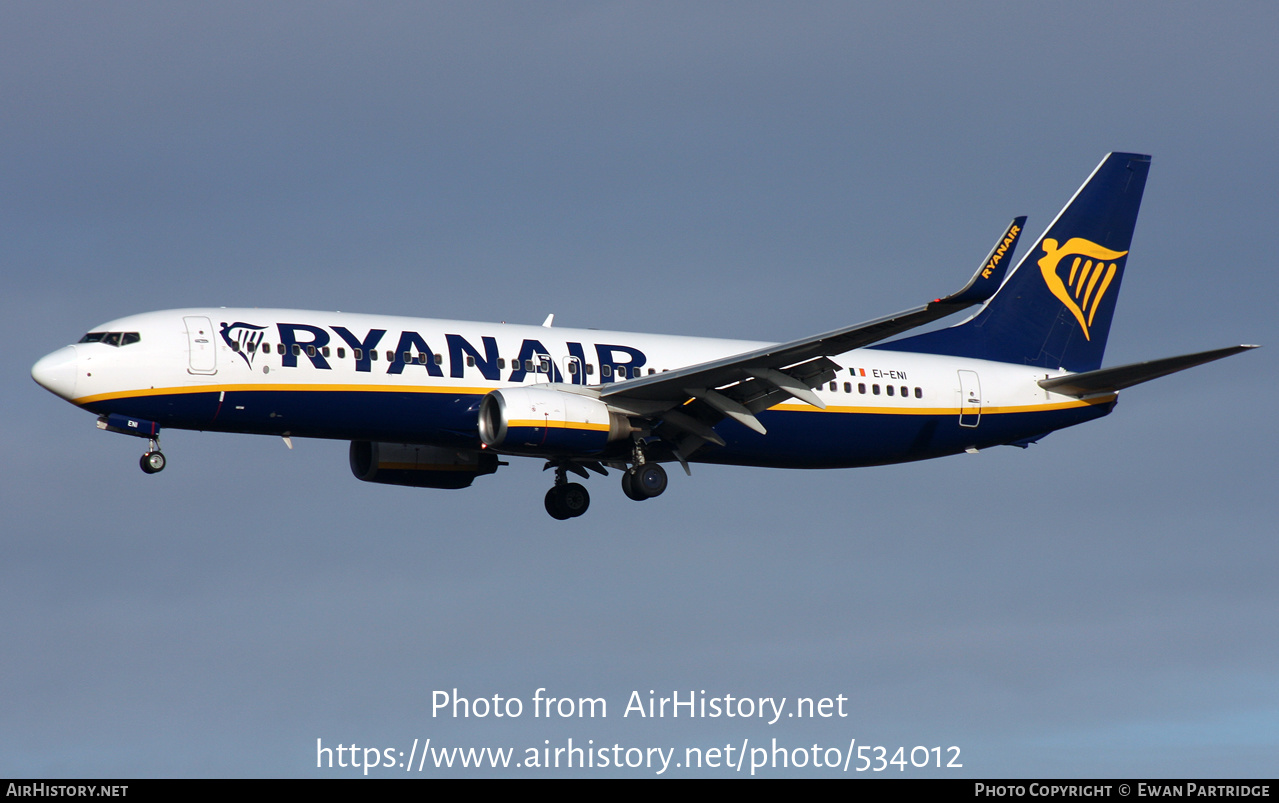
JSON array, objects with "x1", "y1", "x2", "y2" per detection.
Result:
[{"x1": 78, "y1": 332, "x2": 141, "y2": 347}]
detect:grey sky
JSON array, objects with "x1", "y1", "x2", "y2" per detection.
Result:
[{"x1": 3, "y1": 2, "x2": 1276, "y2": 777}]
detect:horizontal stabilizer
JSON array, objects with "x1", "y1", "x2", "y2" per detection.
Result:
[{"x1": 1038, "y1": 345, "x2": 1258, "y2": 397}]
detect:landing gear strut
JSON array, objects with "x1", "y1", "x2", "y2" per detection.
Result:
[
  {"x1": 544, "y1": 462, "x2": 590, "y2": 520},
  {"x1": 140, "y1": 438, "x2": 166, "y2": 474}
]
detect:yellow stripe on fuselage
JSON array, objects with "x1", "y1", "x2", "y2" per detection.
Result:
[
  {"x1": 73, "y1": 382, "x2": 496, "y2": 406},
  {"x1": 767, "y1": 395, "x2": 1115, "y2": 416},
  {"x1": 75, "y1": 382, "x2": 1115, "y2": 418}
]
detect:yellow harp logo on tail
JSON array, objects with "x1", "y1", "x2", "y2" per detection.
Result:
[{"x1": 1038, "y1": 238, "x2": 1128, "y2": 340}]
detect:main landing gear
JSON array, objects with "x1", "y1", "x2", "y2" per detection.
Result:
[
  {"x1": 621, "y1": 462, "x2": 667, "y2": 501},
  {"x1": 139, "y1": 438, "x2": 166, "y2": 474},
  {"x1": 545, "y1": 481, "x2": 590, "y2": 520},
  {"x1": 541, "y1": 442, "x2": 671, "y2": 519},
  {"x1": 545, "y1": 461, "x2": 591, "y2": 520},
  {"x1": 621, "y1": 438, "x2": 667, "y2": 502}
]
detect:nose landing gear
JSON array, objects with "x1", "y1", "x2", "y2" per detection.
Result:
[
  {"x1": 96, "y1": 415, "x2": 167, "y2": 475},
  {"x1": 140, "y1": 438, "x2": 166, "y2": 474}
]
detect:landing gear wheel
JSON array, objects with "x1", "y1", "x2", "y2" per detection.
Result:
[
  {"x1": 621, "y1": 469, "x2": 647, "y2": 501},
  {"x1": 623, "y1": 463, "x2": 667, "y2": 500},
  {"x1": 140, "y1": 451, "x2": 166, "y2": 474},
  {"x1": 545, "y1": 488, "x2": 571, "y2": 520},
  {"x1": 636, "y1": 463, "x2": 667, "y2": 497},
  {"x1": 544, "y1": 483, "x2": 590, "y2": 520},
  {"x1": 559, "y1": 482, "x2": 590, "y2": 517}
]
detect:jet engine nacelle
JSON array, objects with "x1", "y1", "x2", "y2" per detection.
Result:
[
  {"x1": 478, "y1": 386, "x2": 631, "y2": 456},
  {"x1": 349, "y1": 441, "x2": 499, "y2": 490}
]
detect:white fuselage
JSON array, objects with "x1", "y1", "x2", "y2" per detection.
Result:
[{"x1": 33, "y1": 307, "x2": 1112, "y2": 469}]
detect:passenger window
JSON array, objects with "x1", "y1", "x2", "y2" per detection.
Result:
[
  {"x1": 292, "y1": 344, "x2": 301, "y2": 356},
  {"x1": 307, "y1": 345, "x2": 316, "y2": 357},
  {"x1": 586, "y1": 364, "x2": 594, "y2": 375},
  {"x1": 887, "y1": 385, "x2": 894, "y2": 396},
  {"x1": 829, "y1": 381, "x2": 837, "y2": 391},
  {"x1": 435, "y1": 354, "x2": 443, "y2": 365},
  {"x1": 525, "y1": 359, "x2": 535, "y2": 372},
  {"x1": 901, "y1": 386, "x2": 908, "y2": 397},
  {"x1": 417, "y1": 353, "x2": 427, "y2": 364},
  {"x1": 386, "y1": 350, "x2": 394, "y2": 362},
  {"x1": 467, "y1": 356, "x2": 475, "y2": 367},
  {"x1": 602, "y1": 365, "x2": 612, "y2": 378},
  {"x1": 858, "y1": 383, "x2": 866, "y2": 394},
  {"x1": 498, "y1": 358, "x2": 506, "y2": 369},
  {"x1": 336, "y1": 347, "x2": 345, "y2": 359},
  {"x1": 872, "y1": 384, "x2": 880, "y2": 395},
  {"x1": 844, "y1": 382, "x2": 851, "y2": 393},
  {"x1": 914, "y1": 387, "x2": 922, "y2": 399}
]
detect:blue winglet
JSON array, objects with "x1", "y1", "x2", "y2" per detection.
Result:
[{"x1": 936, "y1": 216, "x2": 1027, "y2": 306}]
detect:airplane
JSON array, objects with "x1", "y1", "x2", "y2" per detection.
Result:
[{"x1": 31, "y1": 152, "x2": 1256, "y2": 519}]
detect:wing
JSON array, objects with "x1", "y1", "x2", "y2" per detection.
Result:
[{"x1": 599, "y1": 218, "x2": 1027, "y2": 458}]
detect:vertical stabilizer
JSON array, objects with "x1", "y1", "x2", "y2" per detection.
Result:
[{"x1": 883, "y1": 153, "x2": 1151, "y2": 372}]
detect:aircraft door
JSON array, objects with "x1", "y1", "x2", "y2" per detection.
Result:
[
  {"x1": 184, "y1": 316, "x2": 218, "y2": 375},
  {"x1": 958, "y1": 369, "x2": 981, "y2": 427}
]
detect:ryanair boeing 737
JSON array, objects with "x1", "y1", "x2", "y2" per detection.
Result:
[{"x1": 31, "y1": 153, "x2": 1256, "y2": 519}]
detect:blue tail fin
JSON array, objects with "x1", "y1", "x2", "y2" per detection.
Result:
[{"x1": 882, "y1": 152, "x2": 1151, "y2": 372}]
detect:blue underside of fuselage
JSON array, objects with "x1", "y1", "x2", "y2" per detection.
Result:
[{"x1": 84, "y1": 390, "x2": 1115, "y2": 469}]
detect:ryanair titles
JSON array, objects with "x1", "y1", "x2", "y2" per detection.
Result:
[
  {"x1": 219, "y1": 320, "x2": 647, "y2": 385},
  {"x1": 982, "y1": 222, "x2": 1022, "y2": 279}
]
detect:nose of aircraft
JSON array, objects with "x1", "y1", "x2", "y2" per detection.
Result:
[{"x1": 31, "y1": 346, "x2": 79, "y2": 401}]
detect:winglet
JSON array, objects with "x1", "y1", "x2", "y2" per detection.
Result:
[{"x1": 932, "y1": 216, "x2": 1027, "y2": 307}]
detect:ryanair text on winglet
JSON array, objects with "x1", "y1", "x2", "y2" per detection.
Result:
[{"x1": 982, "y1": 223, "x2": 1022, "y2": 279}]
